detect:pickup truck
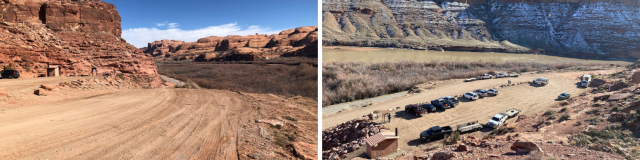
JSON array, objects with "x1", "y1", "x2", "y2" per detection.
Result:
[
  {"x1": 405, "y1": 104, "x2": 429, "y2": 117},
  {"x1": 487, "y1": 89, "x2": 499, "y2": 96},
  {"x1": 463, "y1": 92, "x2": 479, "y2": 101},
  {"x1": 487, "y1": 108, "x2": 521, "y2": 128},
  {"x1": 431, "y1": 98, "x2": 452, "y2": 109},
  {"x1": 508, "y1": 74, "x2": 520, "y2": 77},
  {"x1": 456, "y1": 120, "x2": 483, "y2": 133},
  {"x1": 477, "y1": 74, "x2": 493, "y2": 80},
  {"x1": 473, "y1": 89, "x2": 489, "y2": 98},
  {"x1": 420, "y1": 126, "x2": 453, "y2": 142},
  {"x1": 440, "y1": 96, "x2": 460, "y2": 107}
]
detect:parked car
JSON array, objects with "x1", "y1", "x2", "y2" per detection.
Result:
[
  {"x1": 440, "y1": 96, "x2": 460, "y2": 107},
  {"x1": 533, "y1": 77, "x2": 549, "y2": 85},
  {"x1": 0, "y1": 70, "x2": 20, "y2": 79},
  {"x1": 477, "y1": 74, "x2": 493, "y2": 80},
  {"x1": 473, "y1": 89, "x2": 489, "y2": 98},
  {"x1": 508, "y1": 74, "x2": 520, "y2": 77},
  {"x1": 420, "y1": 126, "x2": 453, "y2": 142},
  {"x1": 463, "y1": 92, "x2": 479, "y2": 101},
  {"x1": 581, "y1": 75, "x2": 591, "y2": 88},
  {"x1": 496, "y1": 72, "x2": 507, "y2": 78},
  {"x1": 420, "y1": 103, "x2": 437, "y2": 112},
  {"x1": 405, "y1": 104, "x2": 429, "y2": 117},
  {"x1": 487, "y1": 89, "x2": 499, "y2": 96},
  {"x1": 431, "y1": 98, "x2": 452, "y2": 109},
  {"x1": 464, "y1": 77, "x2": 476, "y2": 82},
  {"x1": 558, "y1": 92, "x2": 571, "y2": 100}
]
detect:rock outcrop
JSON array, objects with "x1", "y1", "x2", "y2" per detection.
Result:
[
  {"x1": 0, "y1": 0, "x2": 161, "y2": 88},
  {"x1": 322, "y1": 0, "x2": 640, "y2": 60},
  {"x1": 143, "y1": 26, "x2": 318, "y2": 61}
]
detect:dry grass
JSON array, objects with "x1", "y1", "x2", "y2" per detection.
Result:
[
  {"x1": 157, "y1": 59, "x2": 317, "y2": 98},
  {"x1": 322, "y1": 60, "x2": 610, "y2": 106}
]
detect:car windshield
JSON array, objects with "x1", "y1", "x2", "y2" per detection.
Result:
[
  {"x1": 582, "y1": 80, "x2": 588, "y2": 83},
  {"x1": 561, "y1": 93, "x2": 567, "y2": 96},
  {"x1": 491, "y1": 117, "x2": 500, "y2": 121}
]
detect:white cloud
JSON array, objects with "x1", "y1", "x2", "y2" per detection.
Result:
[{"x1": 122, "y1": 22, "x2": 281, "y2": 48}]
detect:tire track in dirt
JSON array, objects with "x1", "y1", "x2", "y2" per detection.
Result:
[{"x1": 0, "y1": 87, "x2": 243, "y2": 159}]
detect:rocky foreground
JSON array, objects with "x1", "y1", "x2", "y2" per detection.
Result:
[
  {"x1": 0, "y1": 0, "x2": 161, "y2": 87},
  {"x1": 143, "y1": 26, "x2": 318, "y2": 61},
  {"x1": 322, "y1": 0, "x2": 640, "y2": 60}
]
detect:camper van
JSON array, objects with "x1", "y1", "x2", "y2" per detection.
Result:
[{"x1": 581, "y1": 75, "x2": 592, "y2": 87}]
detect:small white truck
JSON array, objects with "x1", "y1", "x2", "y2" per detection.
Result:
[
  {"x1": 456, "y1": 120, "x2": 483, "y2": 133},
  {"x1": 486, "y1": 108, "x2": 520, "y2": 128},
  {"x1": 581, "y1": 75, "x2": 592, "y2": 87},
  {"x1": 533, "y1": 77, "x2": 549, "y2": 85},
  {"x1": 477, "y1": 74, "x2": 493, "y2": 80}
]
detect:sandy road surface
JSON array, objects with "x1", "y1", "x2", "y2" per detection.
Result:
[
  {"x1": 0, "y1": 87, "x2": 243, "y2": 159},
  {"x1": 322, "y1": 69, "x2": 620, "y2": 151}
]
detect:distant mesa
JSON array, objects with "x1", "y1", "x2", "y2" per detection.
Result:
[{"x1": 143, "y1": 26, "x2": 318, "y2": 61}]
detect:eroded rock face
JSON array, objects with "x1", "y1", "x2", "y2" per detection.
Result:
[
  {"x1": 322, "y1": 0, "x2": 640, "y2": 60},
  {"x1": 0, "y1": 0, "x2": 161, "y2": 88},
  {"x1": 144, "y1": 26, "x2": 318, "y2": 61}
]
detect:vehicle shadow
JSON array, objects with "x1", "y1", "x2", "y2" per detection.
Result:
[
  {"x1": 393, "y1": 111, "x2": 420, "y2": 120},
  {"x1": 574, "y1": 82, "x2": 586, "y2": 88},
  {"x1": 528, "y1": 82, "x2": 545, "y2": 88},
  {"x1": 407, "y1": 138, "x2": 425, "y2": 146},
  {"x1": 457, "y1": 97, "x2": 476, "y2": 103}
]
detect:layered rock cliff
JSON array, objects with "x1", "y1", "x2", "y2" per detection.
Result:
[
  {"x1": 323, "y1": 0, "x2": 640, "y2": 60},
  {"x1": 0, "y1": 0, "x2": 160, "y2": 87},
  {"x1": 143, "y1": 26, "x2": 318, "y2": 61}
]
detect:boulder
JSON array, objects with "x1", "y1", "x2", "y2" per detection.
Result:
[
  {"x1": 291, "y1": 142, "x2": 318, "y2": 160},
  {"x1": 594, "y1": 94, "x2": 611, "y2": 101},
  {"x1": 590, "y1": 79, "x2": 608, "y2": 87},
  {"x1": 632, "y1": 71, "x2": 640, "y2": 84},
  {"x1": 40, "y1": 84, "x2": 58, "y2": 91},
  {"x1": 431, "y1": 151, "x2": 456, "y2": 160},
  {"x1": 34, "y1": 89, "x2": 47, "y2": 96},
  {"x1": 510, "y1": 141, "x2": 544, "y2": 153},
  {"x1": 608, "y1": 93, "x2": 631, "y2": 101},
  {"x1": 457, "y1": 144, "x2": 468, "y2": 151}
]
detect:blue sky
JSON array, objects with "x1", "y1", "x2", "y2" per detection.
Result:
[{"x1": 103, "y1": 0, "x2": 318, "y2": 47}]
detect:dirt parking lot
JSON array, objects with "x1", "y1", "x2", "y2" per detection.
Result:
[
  {"x1": 322, "y1": 69, "x2": 620, "y2": 151},
  {"x1": 0, "y1": 77, "x2": 318, "y2": 159}
]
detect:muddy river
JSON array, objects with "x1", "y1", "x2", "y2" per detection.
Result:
[{"x1": 323, "y1": 47, "x2": 632, "y2": 64}]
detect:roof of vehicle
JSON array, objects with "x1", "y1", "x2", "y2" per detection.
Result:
[
  {"x1": 583, "y1": 75, "x2": 592, "y2": 77},
  {"x1": 537, "y1": 77, "x2": 548, "y2": 80},
  {"x1": 498, "y1": 72, "x2": 506, "y2": 74},
  {"x1": 561, "y1": 92, "x2": 570, "y2": 95},
  {"x1": 493, "y1": 113, "x2": 508, "y2": 118},
  {"x1": 487, "y1": 89, "x2": 498, "y2": 91},
  {"x1": 465, "y1": 92, "x2": 477, "y2": 95}
]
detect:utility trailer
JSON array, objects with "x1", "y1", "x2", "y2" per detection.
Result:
[{"x1": 456, "y1": 120, "x2": 483, "y2": 133}]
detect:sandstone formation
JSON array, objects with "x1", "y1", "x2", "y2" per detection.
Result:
[
  {"x1": 322, "y1": 0, "x2": 640, "y2": 60},
  {"x1": 322, "y1": 116, "x2": 388, "y2": 160},
  {"x1": 143, "y1": 26, "x2": 318, "y2": 61},
  {"x1": 0, "y1": 0, "x2": 160, "y2": 88}
]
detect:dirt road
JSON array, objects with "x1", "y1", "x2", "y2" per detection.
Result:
[
  {"x1": 0, "y1": 76, "x2": 318, "y2": 159},
  {"x1": 322, "y1": 69, "x2": 620, "y2": 151}
]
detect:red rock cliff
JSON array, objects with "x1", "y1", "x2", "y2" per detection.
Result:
[
  {"x1": 144, "y1": 26, "x2": 318, "y2": 61},
  {"x1": 0, "y1": 0, "x2": 161, "y2": 88}
]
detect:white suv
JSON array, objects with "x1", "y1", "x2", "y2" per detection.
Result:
[
  {"x1": 464, "y1": 92, "x2": 479, "y2": 101},
  {"x1": 496, "y1": 72, "x2": 507, "y2": 78}
]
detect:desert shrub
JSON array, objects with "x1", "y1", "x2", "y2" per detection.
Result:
[
  {"x1": 612, "y1": 106, "x2": 619, "y2": 112},
  {"x1": 560, "y1": 107, "x2": 567, "y2": 112},
  {"x1": 559, "y1": 113, "x2": 570, "y2": 122},
  {"x1": 271, "y1": 124, "x2": 282, "y2": 129},
  {"x1": 323, "y1": 61, "x2": 610, "y2": 106},
  {"x1": 282, "y1": 116, "x2": 297, "y2": 122},
  {"x1": 544, "y1": 110, "x2": 556, "y2": 119},
  {"x1": 157, "y1": 59, "x2": 317, "y2": 98},
  {"x1": 575, "y1": 121, "x2": 582, "y2": 126},
  {"x1": 273, "y1": 131, "x2": 290, "y2": 146},
  {"x1": 490, "y1": 129, "x2": 498, "y2": 135},
  {"x1": 524, "y1": 151, "x2": 544, "y2": 160},
  {"x1": 442, "y1": 131, "x2": 460, "y2": 145}
]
